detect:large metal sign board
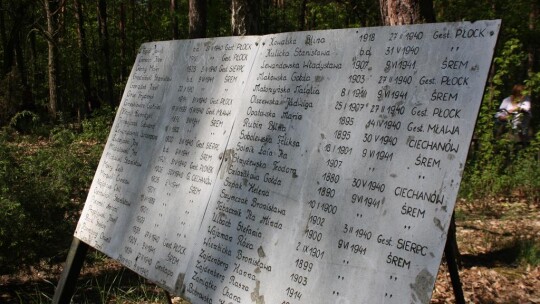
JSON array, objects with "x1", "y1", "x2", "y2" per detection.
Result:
[{"x1": 75, "y1": 20, "x2": 500, "y2": 303}]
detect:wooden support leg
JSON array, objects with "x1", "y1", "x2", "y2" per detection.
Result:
[
  {"x1": 444, "y1": 214, "x2": 465, "y2": 304},
  {"x1": 52, "y1": 237, "x2": 89, "y2": 304}
]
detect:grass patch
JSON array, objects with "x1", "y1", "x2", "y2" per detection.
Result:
[{"x1": 517, "y1": 240, "x2": 540, "y2": 266}]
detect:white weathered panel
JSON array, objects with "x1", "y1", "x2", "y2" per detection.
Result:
[
  {"x1": 75, "y1": 21, "x2": 500, "y2": 303},
  {"x1": 75, "y1": 36, "x2": 261, "y2": 289}
]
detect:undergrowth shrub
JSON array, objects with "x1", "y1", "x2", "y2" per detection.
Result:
[
  {"x1": 9, "y1": 111, "x2": 40, "y2": 134},
  {"x1": 459, "y1": 37, "x2": 540, "y2": 202},
  {"x1": 0, "y1": 110, "x2": 111, "y2": 274},
  {"x1": 517, "y1": 240, "x2": 540, "y2": 266},
  {"x1": 80, "y1": 106, "x2": 117, "y2": 142}
]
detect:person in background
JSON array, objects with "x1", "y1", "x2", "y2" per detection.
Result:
[{"x1": 494, "y1": 84, "x2": 532, "y2": 143}]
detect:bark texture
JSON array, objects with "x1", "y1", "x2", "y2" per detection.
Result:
[
  {"x1": 231, "y1": 0, "x2": 258, "y2": 36},
  {"x1": 189, "y1": 0, "x2": 206, "y2": 38},
  {"x1": 379, "y1": 0, "x2": 435, "y2": 25}
]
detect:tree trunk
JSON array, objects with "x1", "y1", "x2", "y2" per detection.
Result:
[
  {"x1": 98, "y1": 0, "x2": 114, "y2": 106},
  {"x1": 0, "y1": 0, "x2": 6, "y2": 75},
  {"x1": 146, "y1": 1, "x2": 153, "y2": 41},
  {"x1": 259, "y1": 0, "x2": 270, "y2": 34},
  {"x1": 528, "y1": 0, "x2": 538, "y2": 75},
  {"x1": 30, "y1": 30, "x2": 37, "y2": 105},
  {"x1": 1, "y1": 1, "x2": 20, "y2": 76},
  {"x1": 231, "y1": 0, "x2": 259, "y2": 35},
  {"x1": 130, "y1": 0, "x2": 136, "y2": 63},
  {"x1": 44, "y1": 0, "x2": 58, "y2": 119},
  {"x1": 379, "y1": 0, "x2": 435, "y2": 25},
  {"x1": 14, "y1": 30, "x2": 26, "y2": 87},
  {"x1": 14, "y1": 28, "x2": 33, "y2": 111},
  {"x1": 12, "y1": 3, "x2": 33, "y2": 111},
  {"x1": 189, "y1": 0, "x2": 206, "y2": 38},
  {"x1": 119, "y1": 0, "x2": 127, "y2": 81},
  {"x1": 74, "y1": 0, "x2": 95, "y2": 114},
  {"x1": 298, "y1": 0, "x2": 307, "y2": 31},
  {"x1": 171, "y1": 0, "x2": 179, "y2": 39}
]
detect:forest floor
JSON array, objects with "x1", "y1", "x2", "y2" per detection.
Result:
[
  {"x1": 432, "y1": 197, "x2": 540, "y2": 304},
  {"x1": 1, "y1": 196, "x2": 539, "y2": 303}
]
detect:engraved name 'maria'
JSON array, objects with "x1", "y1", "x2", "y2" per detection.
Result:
[{"x1": 281, "y1": 111, "x2": 303, "y2": 121}]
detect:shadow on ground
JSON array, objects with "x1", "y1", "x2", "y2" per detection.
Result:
[
  {"x1": 458, "y1": 241, "x2": 529, "y2": 269},
  {"x1": 0, "y1": 264, "x2": 168, "y2": 303}
]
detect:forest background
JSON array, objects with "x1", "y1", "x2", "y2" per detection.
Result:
[{"x1": 0, "y1": 0, "x2": 539, "y2": 303}]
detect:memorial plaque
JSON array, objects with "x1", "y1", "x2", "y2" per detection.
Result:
[
  {"x1": 75, "y1": 36, "x2": 261, "y2": 288},
  {"x1": 75, "y1": 20, "x2": 500, "y2": 303}
]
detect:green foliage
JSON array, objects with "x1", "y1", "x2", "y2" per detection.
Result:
[
  {"x1": 525, "y1": 71, "x2": 540, "y2": 97},
  {"x1": 0, "y1": 70, "x2": 25, "y2": 127},
  {"x1": 510, "y1": 149, "x2": 540, "y2": 200},
  {"x1": 79, "y1": 107, "x2": 117, "y2": 142},
  {"x1": 492, "y1": 38, "x2": 527, "y2": 89},
  {"x1": 459, "y1": 35, "x2": 540, "y2": 201},
  {"x1": 9, "y1": 111, "x2": 41, "y2": 133},
  {"x1": 517, "y1": 240, "x2": 540, "y2": 266},
  {"x1": 461, "y1": 107, "x2": 540, "y2": 200},
  {"x1": 307, "y1": 2, "x2": 347, "y2": 30},
  {"x1": 0, "y1": 113, "x2": 109, "y2": 274}
]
